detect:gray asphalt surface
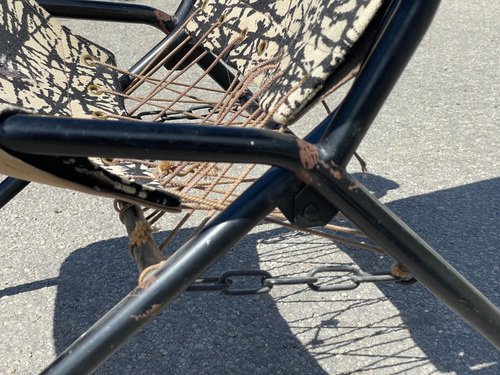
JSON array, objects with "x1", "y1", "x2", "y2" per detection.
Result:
[{"x1": 1, "y1": 0, "x2": 499, "y2": 374}]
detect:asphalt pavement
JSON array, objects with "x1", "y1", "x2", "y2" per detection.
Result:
[{"x1": 1, "y1": 1, "x2": 499, "y2": 374}]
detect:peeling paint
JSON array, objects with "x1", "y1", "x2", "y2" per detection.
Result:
[
  {"x1": 297, "y1": 139, "x2": 319, "y2": 170},
  {"x1": 154, "y1": 10, "x2": 175, "y2": 34},
  {"x1": 348, "y1": 182, "x2": 361, "y2": 191},
  {"x1": 131, "y1": 303, "x2": 161, "y2": 321},
  {"x1": 138, "y1": 274, "x2": 157, "y2": 290},
  {"x1": 319, "y1": 160, "x2": 343, "y2": 180}
]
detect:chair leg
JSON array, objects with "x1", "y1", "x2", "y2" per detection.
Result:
[
  {"x1": 0, "y1": 177, "x2": 29, "y2": 209},
  {"x1": 41, "y1": 167, "x2": 298, "y2": 375},
  {"x1": 41, "y1": 164, "x2": 500, "y2": 375},
  {"x1": 114, "y1": 201, "x2": 167, "y2": 280},
  {"x1": 304, "y1": 164, "x2": 500, "y2": 350}
]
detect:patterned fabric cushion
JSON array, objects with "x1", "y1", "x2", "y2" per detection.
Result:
[
  {"x1": 0, "y1": 1, "x2": 181, "y2": 210},
  {"x1": 186, "y1": 0, "x2": 383, "y2": 124},
  {"x1": 0, "y1": 0, "x2": 124, "y2": 117}
]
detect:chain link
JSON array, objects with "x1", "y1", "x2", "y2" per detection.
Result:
[
  {"x1": 187, "y1": 265, "x2": 413, "y2": 295},
  {"x1": 135, "y1": 104, "x2": 219, "y2": 122}
]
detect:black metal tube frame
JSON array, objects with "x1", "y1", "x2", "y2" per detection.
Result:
[
  {"x1": 37, "y1": 0, "x2": 176, "y2": 32},
  {"x1": 0, "y1": 177, "x2": 29, "y2": 209},
  {"x1": 0, "y1": 0, "x2": 260, "y2": 203},
  {"x1": 0, "y1": 0, "x2": 180, "y2": 204},
  {"x1": 0, "y1": 0, "x2": 498, "y2": 373}
]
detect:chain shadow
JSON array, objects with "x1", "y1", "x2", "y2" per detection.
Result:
[
  {"x1": 336, "y1": 174, "x2": 499, "y2": 374},
  {"x1": 50, "y1": 175, "x2": 499, "y2": 374},
  {"x1": 52, "y1": 227, "x2": 329, "y2": 374}
]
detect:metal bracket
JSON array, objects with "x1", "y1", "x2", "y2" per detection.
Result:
[{"x1": 278, "y1": 185, "x2": 339, "y2": 228}]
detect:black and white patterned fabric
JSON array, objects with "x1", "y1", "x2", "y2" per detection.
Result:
[
  {"x1": 0, "y1": 0, "x2": 383, "y2": 209},
  {"x1": 186, "y1": 0, "x2": 383, "y2": 124},
  {"x1": 0, "y1": 0, "x2": 123, "y2": 117},
  {"x1": 0, "y1": 0, "x2": 182, "y2": 210}
]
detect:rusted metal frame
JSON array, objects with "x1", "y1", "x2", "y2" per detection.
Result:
[
  {"x1": 2, "y1": 0, "x2": 495, "y2": 373},
  {"x1": 312, "y1": 0, "x2": 500, "y2": 349},
  {"x1": 35, "y1": 0, "x2": 184, "y2": 274},
  {"x1": 41, "y1": 168, "x2": 301, "y2": 375},
  {"x1": 0, "y1": 0, "x2": 181, "y2": 208},
  {"x1": 0, "y1": 116, "x2": 301, "y2": 168},
  {"x1": 1, "y1": 110, "x2": 330, "y2": 375},
  {"x1": 4, "y1": 0, "x2": 497, "y2": 373},
  {"x1": 16, "y1": 0, "x2": 255, "y2": 277},
  {"x1": 301, "y1": 163, "x2": 500, "y2": 350},
  {"x1": 4, "y1": 113, "x2": 497, "y2": 375},
  {"x1": 12, "y1": 112, "x2": 496, "y2": 375},
  {"x1": 37, "y1": 0, "x2": 176, "y2": 33}
]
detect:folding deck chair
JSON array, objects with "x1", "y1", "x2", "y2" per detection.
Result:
[{"x1": 0, "y1": 0, "x2": 498, "y2": 373}]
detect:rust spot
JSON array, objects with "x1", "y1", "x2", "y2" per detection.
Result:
[
  {"x1": 131, "y1": 303, "x2": 161, "y2": 322},
  {"x1": 390, "y1": 262, "x2": 411, "y2": 279},
  {"x1": 155, "y1": 10, "x2": 175, "y2": 34},
  {"x1": 319, "y1": 160, "x2": 343, "y2": 180},
  {"x1": 296, "y1": 169, "x2": 313, "y2": 184},
  {"x1": 138, "y1": 274, "x2": 158, "y2": 290},
  {"x1": 332, "y1": 169, "x2": 343, "y2": 179},
  {"x1": 348, "y1": 182, "x2": 361, "y2": 191},
  {"x1": 137, "y1": 261, "x2": 165, "y2": 288},
  {"x1": 297, "y1": 139, "x2": 319, "y2": 170}
]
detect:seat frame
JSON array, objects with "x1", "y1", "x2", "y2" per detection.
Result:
[{"x1": 0, "y1": 0, "x2": 498, "y2": 373}]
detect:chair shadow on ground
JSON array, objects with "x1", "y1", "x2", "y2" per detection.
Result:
[
  {"x1": 49, "y1": 174, "x2": 499, "y2": 374},
  {"x1": 339, "y1": 174, "x2": 499, "y2": 374}
]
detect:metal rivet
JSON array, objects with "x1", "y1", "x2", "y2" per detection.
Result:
[
  {"x1": 87, "y1": 84, "x2": 103, "y2": 96},
  {"x1": 218, "y1": 13, "x2": 226, "y2": 23},
  {"x1": 91, "y1": 110, "x2": 108, "y2": 119},
  {"x1": 303, "y1": 204, "x2": 320, "y2": 221},
  {"x1": 257, "y1": 40, "x2": 268, "y2": 56},
  {"x1": 81, "y1": 53, "x2": 96, "y2": 67}
]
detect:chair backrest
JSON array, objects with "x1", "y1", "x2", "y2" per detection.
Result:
[
  {"x1": 185, "y1": 0, "x2": 383, "y2": 124},
  {"x1": 0, "y1": 0, "x2": 123, "y2": 117}
]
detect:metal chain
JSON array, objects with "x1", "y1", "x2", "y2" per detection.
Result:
[
  {"x1": 134, "y1": 104, "x2": 222, "y2": 122},
  {"x1": 187, "y1": 265, "x2": 415, "y2": 295}
]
